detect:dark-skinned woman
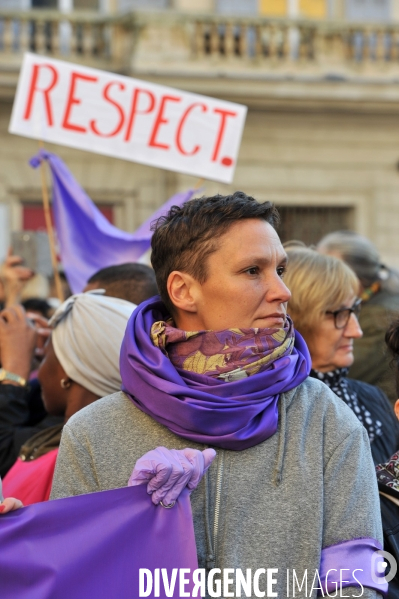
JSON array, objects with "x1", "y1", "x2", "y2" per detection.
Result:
[{"x1": 2, "y1": 291, "x2": 135, "y2": 505}]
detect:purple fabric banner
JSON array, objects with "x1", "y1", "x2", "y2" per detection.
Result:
[
  {"x1": 319, "y1": 538, "x2": 388, "y2": 596},
  {"x1": 29, "y1": 150, "x2": 194, "y2": 293},
  {"x1": 0, "y1": 485, "x2": 198, "y2": 599}
]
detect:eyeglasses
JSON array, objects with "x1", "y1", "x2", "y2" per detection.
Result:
[{"x1": 325, "y1": 298, "x2": 362, "y2": 330}]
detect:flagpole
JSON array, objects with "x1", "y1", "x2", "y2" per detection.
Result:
[
  {"x1": 193, "y1": 178, "x2": 204, "y2": 191},
  {"x1": 38, "y1": 142, "x2": 64, "y2": 302}
]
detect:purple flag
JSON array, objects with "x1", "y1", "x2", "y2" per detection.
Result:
[
  {"x1": 29, "y1": 150, "x2": 194, "y2": 293},
  {"x1": 0, "y1": 485, "x2": 198, "y2": 599}
]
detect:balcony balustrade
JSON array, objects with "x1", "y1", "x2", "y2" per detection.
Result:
[{"x1": 0, "y1": 10, "x2": 398, "y2": 86}]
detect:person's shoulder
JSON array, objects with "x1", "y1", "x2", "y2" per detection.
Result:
[
  {"x1": 283, "y1": 377, "x2": 365, "y2": 444},
  {"x1": 346, "y1": 378, "x2": 397, "y2": 426},
  {"x1": 368, "y1": 289, "x2": 399, "y2": 312},
  {"x1": 346, "y1": 377, "x2": 385, "y2": 399},
  {"x1": 63, "y1": 391, "x2": 175, "y2": 448},
  {"x1": 64, "y1": 391, "x2": 135, "y2": 434},
  {"x1": 284, "y1": 376, "x2": 351, "y2": 410}
]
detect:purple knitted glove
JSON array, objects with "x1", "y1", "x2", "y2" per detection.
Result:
[{"x1": 128, "y1": 446, "x2": 216, "y2": 506}]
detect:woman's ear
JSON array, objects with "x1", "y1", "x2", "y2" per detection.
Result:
[
  {"x1": 167, "y1": 271, "x2": 199, "y2": 314},
  {"x1": 395, "y1": 399, "x2": 399, "y2": 421}
]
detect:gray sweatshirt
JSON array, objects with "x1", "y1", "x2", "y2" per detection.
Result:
[{"x1": 51, "y1": 378, "x2": 383, "y2": 598}]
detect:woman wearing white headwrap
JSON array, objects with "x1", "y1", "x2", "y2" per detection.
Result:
[{"x1": 1, "y1": 292, "x2": 135, "y2": 506}]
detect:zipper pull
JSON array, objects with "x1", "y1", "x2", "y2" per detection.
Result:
[{"x1": 206, "y1": 554, "x2": 215, "y2": 569}]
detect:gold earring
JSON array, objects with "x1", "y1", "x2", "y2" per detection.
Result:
[{"x1": 60, "y1": 378, "x2": 71, "y2": 389}]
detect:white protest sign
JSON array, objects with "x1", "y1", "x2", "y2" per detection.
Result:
[{"x1": 9, "y1": 53, "x2": 247, "y2": 184}]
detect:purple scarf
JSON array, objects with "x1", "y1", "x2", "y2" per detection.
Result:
[
  {"x1": 151, "y1": 317, "x2": 295, "y2": 379},
  {"x1": 120, "y1": 297, "x2": 311, "y2": 451}
]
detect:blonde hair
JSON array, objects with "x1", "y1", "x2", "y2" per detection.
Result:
[{"x1": 284, "y1": 247, "x2": 359, "y2": 333}]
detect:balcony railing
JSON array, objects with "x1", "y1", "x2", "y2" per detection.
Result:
[
  {"x1": 192, "y1": 18, "x2": 399, "y2": 64},
  {"x1": 0, "y1": 10, "x2": 133, "y2": 71},
  {"x1": 0, "y1": 10, "x2": 399, "y2": 78}
]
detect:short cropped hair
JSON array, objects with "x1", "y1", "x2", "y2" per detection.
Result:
[
  {"x1": 87, "y1": 263, "x2": 158, "y2": 305},
  {"x1": 317, "y1": 230, "x2": 381, "y2": 289},
  {"x1": 150, "y1": 191, "x2": 279, "y2": 313},
  {"x1": 284, "y1": 247, "x2": 359, "y2": 333}
]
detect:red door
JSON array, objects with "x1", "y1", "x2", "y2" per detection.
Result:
[{"x1": 22, "y1": 203, "x2": 114, "y2": 231}]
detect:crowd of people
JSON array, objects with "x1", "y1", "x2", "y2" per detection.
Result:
[{"x1": 1, "y1": 191, "x2": 399, "y2": 597}]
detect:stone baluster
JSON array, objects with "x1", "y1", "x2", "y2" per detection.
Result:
[
  {"x1": 377, "y1": 29, "x2": 388, "y2": 62},
  {"x1": 82, "y1": 23, "x2": 93, "y2": 57},
  {"x1": 3, "y1": 18, "x2": 12, "y2": 54},
  {"x1": 361, "y1": 27, "x2": 370, "y2": 62},
  {"x1": 215, "y1": 22, "x2": 224, "y2": 56},
  {"x1": 51, "y1": 19, "x2": 60, "y2": 55},
  {"x1": 210, "y1": 23, "x2": 219, "y2": 57},
  {"x1": 194, "y1": 21, "x2": 204, "y2": 57},
  {"x1": 94, "y1": 24, "x2": 104, "y2": 59},
  {"x1": 35, "y1": 19, "x2": 46, "y2": 54},
  {"x1": 348, "y1": 29, "x2": 357, "y2": 61},
  {"x1": 268, "y1": 25, "x2": 277, "y2": 59},
  {"x1": 224, "y1": 23, "x2": 234, "y2": 58},
  {"x1": 297, "y1": 25, "x2": 305, "y2": 59},
  {"x1": 281, "y1": 26, "x2": 290, "y2": 59},
  {"x1": 385, "y1": 30, "x2": 394, "y2": 62},
  {"x1": 203, "y1": 23, "x2": 212, "y2": 55},
  {"x1": 240, "y1": 25, "x2": 248, "y2": 58},
  {"x1": 342, "y1": 28, "x2": 352, "y2": 61},
  {"x1": 260, "y1": 26, "x2": 270, "y2": 58},
  {"x1": 309, "y1": 28, "x2": 316, "y2": 60},
  {"x1": 109, "y1": 20, "x2": 129, "y2": 65},
  {"x1": 335, "y1": 30, "x2": 348, "y2": 63},
  {"x1": 253, "y1": 24, "x2": 262, "y2": 59},
  {"x1": 392, "y1": 30, "x2": 399, "y2": 62},
  {"x1": 312, "y1": 26, "x2": 326, "y2": 63},
  {"x1": 19, "y1": 17, "x2": 30, "y2": 54}
]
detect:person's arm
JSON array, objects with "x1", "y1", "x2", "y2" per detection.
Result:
[
  {"x1": 0, "y1": 476, "x2": 23, "y2": 513},
  {"x1": 50, "y1": 423, "x2": 100, "y2": 499},
  {"x1": 323, "y1": 425, "x2": 385, "y2": 598},
  {"x1": 0, "y1": 248, "x2": 33, "y2": 308},
  {"x1": 0, "y1": 384, "x2": 35, "y2": 477},
  {"x1": 0, "y1": 306, "x2": 40, "y2": 477}
]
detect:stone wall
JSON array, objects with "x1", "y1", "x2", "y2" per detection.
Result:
[
  {"x1": 1, "y1": 9, "x2": 399, "y2": 270},
  {"x1": 174, "y1": 107, "x2": 399, "y2": 267},
  {"x1": 3, "y1": 99, "x2": 399, "y2": 268}
]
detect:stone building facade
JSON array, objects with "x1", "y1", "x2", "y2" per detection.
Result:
[{"x1": 1, "y1": 0, "x2": 399, "y2": 269}]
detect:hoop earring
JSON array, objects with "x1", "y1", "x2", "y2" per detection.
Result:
[{"x1": 60, "y1": 378, "x2": 71, "y2": 389}]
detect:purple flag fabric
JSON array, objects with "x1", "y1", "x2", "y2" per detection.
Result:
[
  {"x1": 29, "y1": 150, "x2": 194, "y2": 293},
  {"x1": 0, "y1": 485, "x2": 198, "y2": 599}
]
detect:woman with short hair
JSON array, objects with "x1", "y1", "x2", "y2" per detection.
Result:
[{"x1": 284, "y1": 246, "x2": 399, "y2": 465}]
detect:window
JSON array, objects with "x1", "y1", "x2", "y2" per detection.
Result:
[
  {"x1": 346, "y1": 0, "x2": 391, "y2": 22},
  {"x1": 74, "y1": 0, "x2": 99, "y2": 8},
  {"x1": 31, "y1": 0, "x2": 58, "y2": 7},
  {"x1": 259, "y1": 0, "x2": 287, "y2": 16},
  {"x1": 216, "y1": 0, "x2": 258, "y2": 15},
  {"x1": 118, "y1": 0, "x2": 169, "y2": 11},
  {"x1": 276, "y1": 206, "x2": 354, "y2": 246},
  {"x1": 299, "y1": 0, "x2": 327, "y2": 19},
  {"x1": 22, "y1": 203, "x2": 114, "y2": 231}
]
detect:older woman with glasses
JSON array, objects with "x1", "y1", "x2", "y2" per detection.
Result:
[{"x1": 284, "y1": 246, "x2": 399, "y2": 465}]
